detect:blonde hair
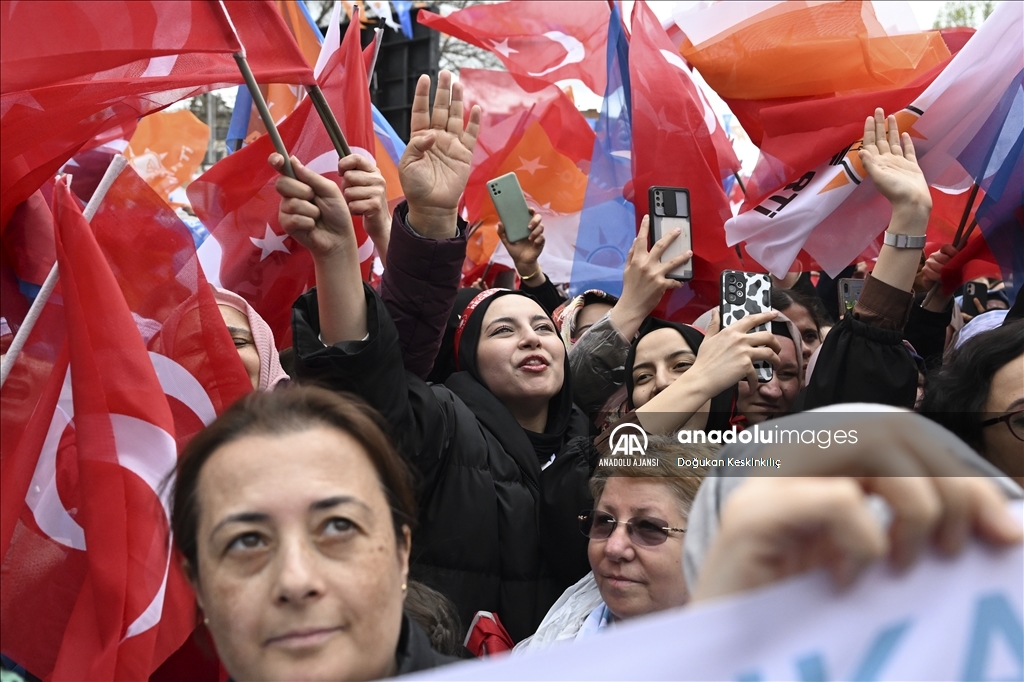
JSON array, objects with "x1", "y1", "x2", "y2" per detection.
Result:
[{"x1": 589, "y1": 436, "x2": 717, "y2": 517}]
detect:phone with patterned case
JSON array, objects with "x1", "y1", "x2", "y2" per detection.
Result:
[{"x1": 720, "y1": 270, "x2": 773, "y2": 383}]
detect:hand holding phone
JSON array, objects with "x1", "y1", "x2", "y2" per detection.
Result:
[
  {"x1": 720, "y1": 270, "x2": 774, "y2": 382},
  {"x1": 488, "y1": 173, "x2": 532, "y2": 243},
  {"x1": 964, "y1": 282, "x2": 988, "y2": 315},
  {"x1": 649, "y1": 186, "x2": 693, "y2": 281}
]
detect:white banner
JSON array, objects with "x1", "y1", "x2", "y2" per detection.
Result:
[{"x1": 408, "y1": 502, "x2": 1023, "y2": 681}]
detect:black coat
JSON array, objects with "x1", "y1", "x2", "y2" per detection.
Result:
[{"x1": 292, "y1": 285, "x2": 595, "y2": 643}]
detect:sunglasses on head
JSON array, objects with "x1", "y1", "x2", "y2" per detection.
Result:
[{"x1": 578, "y1": 510, "x2": 685, "y2": 547}]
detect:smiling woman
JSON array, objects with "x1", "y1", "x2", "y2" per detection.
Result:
[{"x1": 170, "y1": 385, "x2": 456, "y2": 681}]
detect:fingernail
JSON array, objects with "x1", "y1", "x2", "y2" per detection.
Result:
[{"x1": 981, "y1": 503, "x2": 1024, "y2": 540}]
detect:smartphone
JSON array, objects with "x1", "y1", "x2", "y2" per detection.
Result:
[
  {"x1": 964, "y1": 281, "x2": 988, "y2": 314},
  {"x1": 837, "y1": 278, "x2": 864, "y2": 319},
  {"x1": 487, "y1": 173, "x2": 532, "y2": 243},
  {"x1": 720, "y1": 270, "x2": 773, "y2": 382},
  {"x1": 648, "y1": 186, "x2": 693, "y2": 281}
]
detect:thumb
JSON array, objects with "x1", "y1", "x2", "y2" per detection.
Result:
[{"x1": 407, "y1": 131, "x2": 437, "y2": 159}]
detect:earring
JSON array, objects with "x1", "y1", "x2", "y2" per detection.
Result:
[
  {"x1": 203, "y1": 616, "x2": 210, "y2": 625},
  {"x1": 401, "y1": 583, "x2": 407, "y2": 592}
]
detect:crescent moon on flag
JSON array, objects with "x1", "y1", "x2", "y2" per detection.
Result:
[
  {"x1": 528, "y1": 31, "x2": 585, "y2": 78},
  {"x1": 659, "y1": 49, "x2": 717, "y2": 135},
  {"x1": 27, "y1": 356, "x2": 217, "y2": 551}
]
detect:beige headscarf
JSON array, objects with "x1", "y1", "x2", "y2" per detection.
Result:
[{"x1": 213, "y1": 287, "x2": 289, "y2": 391}]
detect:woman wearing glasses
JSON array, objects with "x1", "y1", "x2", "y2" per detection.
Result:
[
  {"x1": 921, "y1": 319, "x2": 1024, "y2": 487},
  {"x1": 516, "y1": 438, "x2": 711, "y2": 651}
]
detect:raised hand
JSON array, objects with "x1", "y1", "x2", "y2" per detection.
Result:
[
  {"x1": 339, "y1": 153, "x2": 390, "y2": 264},
  {"x1": 607, "y1": 215, "x2": 692, "y2": 339},
  {"x1": 271, "y1": 153, "x2": 366, "y2": 344},
  {"x1": 399, "y1": 70, "x2": 482, "y2": 237},
  {"x1": 272, "y1": 153, "x2": 355, "y2": 258},
  {"x1": 858, "y1": 108, "x2": 931, "y2": 212},
  {"x1": 498, "y1": 208, "x2": 545, "y2": 279}
]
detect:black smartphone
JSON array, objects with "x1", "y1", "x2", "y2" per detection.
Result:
[
  {"x1": 964, "y1": 282, "x2": 988, "y2": 314},
  {"x1": 648, "y1": 186, "x2": 692, "y2": 281},
  {"x1": 720, "y1": 270, "x2": 773, "y2": 382}
]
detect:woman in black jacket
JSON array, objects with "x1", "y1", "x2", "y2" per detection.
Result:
[{"x1": 273, "y1": 73, "x2": 594, "y2": 642}]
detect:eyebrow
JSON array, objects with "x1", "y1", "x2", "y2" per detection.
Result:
[
  {"x1": 1007, "y1": 398, "x2": 1024, "y2": 411},
  {"x1": 632, "y1": 350, "x2": 696, "y2": 373},
  {"x1": 210, "y1": 496, "x2": 371, "y2": 538},
  {"x1": 226, "y1": 326, "x2": 254, "y2": 339},
  {"x1": 486, "y1": 315, "x2": 551, "y2": 329}
]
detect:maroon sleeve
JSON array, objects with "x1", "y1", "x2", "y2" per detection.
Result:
[{"x1": 380, "y1": 201, "x2": 468, "y2": 379}]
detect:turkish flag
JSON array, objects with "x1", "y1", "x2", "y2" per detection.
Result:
[
  {"x1": 418, "y1": 1, "x2": 610, "y2": 95},
  {"x1": 0, "y1": 167, "x2": 251, "y2": 680},
  {"x1": 190, "y1": 17, "x2": 376, "y2": 349},
  {"x1": 1, "y1": 0, "x2": 316, "y2": 228},
  {"x1": 0, "y1": 179, "x2": 184, "y2": 680},
  {"x1": 629, "y1": 1, "x2": 741, "y2": 319}
]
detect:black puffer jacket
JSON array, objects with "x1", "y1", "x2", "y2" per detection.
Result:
[{"x1": 292, "y1": 285, "x2": 595, "y2": 643}]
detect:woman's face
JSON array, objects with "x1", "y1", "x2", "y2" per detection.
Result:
[
  {"x1": 783, "y1": 303, "x2": 820, "y2": 372},
  {"x1": 588, "y1": 477, "x2": 689, "y2": 619},
  {"x1": 573, "y1": 302, "x2": 614, "y2": 343},
  {"x1": 630, "y1": 328, "x2": 696, "y2": 408},
  {"x1": 475, "y1": 295, "x2": 565, "y2": 409},
  {"x1": 219, "y1": 305, "x2": 260, "y2": 390},
  {"x1": 192, "y1": 426, "x2": 410, "y2": 682},
  {"x1": 736, "y1": 336, "x2": 801, "y2": 425},
  {"x1": 982, "y1": 353, "x2": 1024, "y2": 485}
]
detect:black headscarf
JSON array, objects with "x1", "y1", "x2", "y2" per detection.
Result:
[
  {"x1": 624, "y1": 317, "x2": 734, "y2": 430},
  {"x1": 426, "y1": 287, "x2": 483, "y2": 384},
  {"x1": 447, "y1": 289, "x2": 580, "y2": 464}
]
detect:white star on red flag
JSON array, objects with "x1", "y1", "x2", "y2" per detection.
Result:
[
  {"x1": 249, "y1": 224, "x2": 291, "y2": 261},
  {"x1": 490, "y1": 38, "x2": 519, "y2": 58}
]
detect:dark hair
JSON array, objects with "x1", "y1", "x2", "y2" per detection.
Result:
[
  {"x1": 404, "y1": 580, "x2": 466, "y2": 657},
  {"x1": 920, "y1": 320, "x2": 1024, "y2": 453},
  {"x1": 170, "y1": 384, "x2": 417, "y2": 578},
  {"x1": 771, "y1": 288, "x2": 828, "y2": 338}
]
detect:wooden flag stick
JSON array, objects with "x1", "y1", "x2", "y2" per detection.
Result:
[
  {"x1": 232, "y1": 52, "x2": 296, "y2": 178},
  {"x1": 951, "y1": 182, "x2": 980, "y2": 247},
  {"x1": 920, "y1": 184, "x2": 981, "y2": 307},
  {"x1": 306, "y1": 85, "x2": 352, "y2": 158},
  {"x1": 217, "y1": 0, "x2": 295, "y2": 177}
]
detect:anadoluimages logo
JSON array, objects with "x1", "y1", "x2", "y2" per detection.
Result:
[{"x1": 609, "y1": 422, "x2": 649, "y2": 457}]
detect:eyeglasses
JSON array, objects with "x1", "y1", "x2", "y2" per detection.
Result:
[
  {"x1": 578, "y1": 510, "x2": 685, "y2": 547},
  {"x1": 981, "y1": 409, "x2": 1024, "y2": 442}
]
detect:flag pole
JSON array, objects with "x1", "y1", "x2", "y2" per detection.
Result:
[
  {"x1": 302, "y1": 4, "x2": 367, "y2": 161},
  {"x1": 306, "y1": 85, "x2": 352, "y2": 157},
  {"x1": 367, "y1": 27, "x2": 384, "y2": 81},
  {"x1": 0, "y1": 155, "x2": 128, "y2": 388},
  {"x1": 920, "y1": 183, "x2": 981, "y2": 307},
  {"x1": 232, "y1": 52, "x2": 296, "y2": 179},
  {"x1": 217, "y1": 0, "x2": 296, "y2": 178}
]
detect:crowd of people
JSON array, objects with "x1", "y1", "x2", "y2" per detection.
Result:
[
  {"x1": 143, "y1": 70, "x2": 1024, "y2": 680},
  {"x1": 3, "y1": 59, "x2": 1016, "y2": 680}
]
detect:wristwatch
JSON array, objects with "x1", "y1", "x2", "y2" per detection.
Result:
[{"x1": 883, "y1": 232, "x2": 926, "y2": 249}]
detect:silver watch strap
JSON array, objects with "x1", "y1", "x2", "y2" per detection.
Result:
[{"x1": 883, "y1": 232, "x2": 926, "y2": 249}]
